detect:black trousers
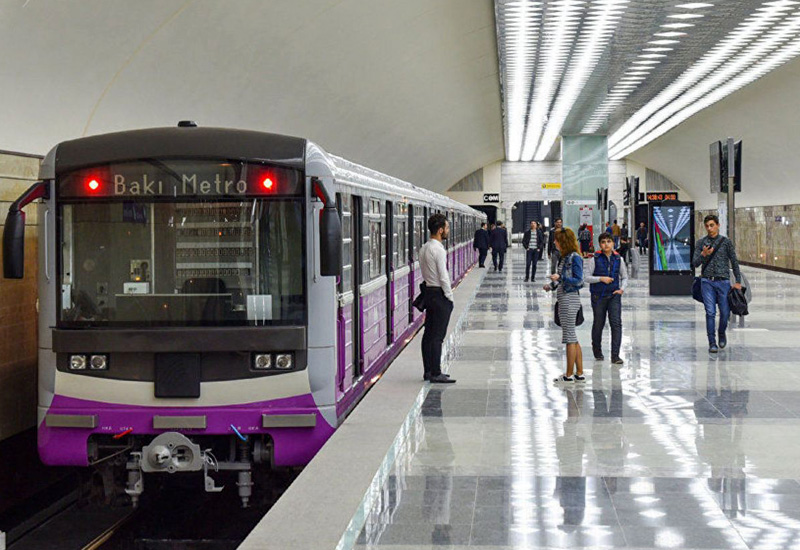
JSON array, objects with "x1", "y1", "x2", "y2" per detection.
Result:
[
  {"x1": 591, "y1": 293, "x2": 622, "y2": 358},
  {"x1": 492, "y1": 250, "x2": 506, "y2": 271},
  {"x1": 422, "y1": 289, "x2": 454, "y2": 377},
  {"x1": 525, "y1": 249, "x2": 540, "y2": 280},
  {"x1": 477, "y1": 247, "x2": 488, "y2": 267}
]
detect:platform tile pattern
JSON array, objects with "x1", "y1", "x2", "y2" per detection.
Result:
[{"x1": 355, "y1": 249, "x2": 800, "y2": 549}]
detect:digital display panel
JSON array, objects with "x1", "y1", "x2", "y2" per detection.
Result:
[
  {"x1": 651, "y1": 204, "x2": 693, "y2": 272},
  {"x1": 646, "y1": 191, "x2": 679, "y2": 201},
  {"x1": 58, "y1": 160, "x2": 303, "y2": 199}
]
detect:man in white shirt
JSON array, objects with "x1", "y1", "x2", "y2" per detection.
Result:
[{"x1": 418, "y1": 213, "x2": 456, "y2": 384}]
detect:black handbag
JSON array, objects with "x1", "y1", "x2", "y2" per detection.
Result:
[
  {"x1": 728, "y1": 286, "x2": 749, "y2": 316},
  {"x1": 554, "y1": 301, "x2": 584, "y2": 327},
  {"x1": 412, "y1": 282, "x2": 427, "y2": 312}
]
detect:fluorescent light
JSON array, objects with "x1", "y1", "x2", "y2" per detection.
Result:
[
  {"x1": 661, "y1": 22, "x2": 695, "y2": 28},
  {"x1": 638, "y1": 53, "x2": 668, "y2": 58},
  {"x1": 675, "y1": 3, "x2": 714, "y2": 8},
  {"x1": 668, "y1": 13, "x2": 705, "y2": 19},
  {"x1": 643, "y1": 47, "x2": 675, "y2": 51},
  {"x1": 649, "y1": 39, "x2": 681, "y2": 44},
  {"x1": 654, "y1": 31, "x2": 688, "y2": 36}
]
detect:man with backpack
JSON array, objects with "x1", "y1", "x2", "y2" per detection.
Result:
[
  {"x1": 586, "y1": 233, "x2": 628, "y2": 365},
  {"x1": 692, "y1": 214, "x2": 743, "y2": 353}
]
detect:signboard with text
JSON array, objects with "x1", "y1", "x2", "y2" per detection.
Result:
[
  {"x1": 483, "y1": 193, "x2": 500, "y2": 203},
  {"x1": 541, "y1": 182, "x2": 562, "y2": 200},
  {"x1": 646, "y1": 191, "x2": 679, "y2": 202}
]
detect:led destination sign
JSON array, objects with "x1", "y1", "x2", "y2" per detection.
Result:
[{"x1": 58, "y1": 160, "x2": 302, "y2": 199}]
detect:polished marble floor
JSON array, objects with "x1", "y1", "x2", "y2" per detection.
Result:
[{"x1": 354, "y1": 249, "x2": 800, "y2": 549}]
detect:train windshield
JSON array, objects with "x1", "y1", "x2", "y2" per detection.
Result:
[{"x1": 57, "y1": 160, "x2": 306, "y2": 327}]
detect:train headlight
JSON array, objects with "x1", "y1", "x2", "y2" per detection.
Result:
[
  {"x1": 254, "y1": 354, "x2": 272, "y2": 370},
  {"x1": 69, "y1": 355, "x2": 87, "y2": 370},
  {"x1": 275, "y1": 354, "x2": 293, "y2": 370},
  {"x1": 89, "y1": 354, "x2": 108, "y2": 370}
]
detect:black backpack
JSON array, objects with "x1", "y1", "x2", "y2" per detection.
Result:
[{"x1": 728, "y1": 286, "x2": 749, "y2": 316}]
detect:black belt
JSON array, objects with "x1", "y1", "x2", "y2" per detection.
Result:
[{"x1": 703, "y1": 276, "x2": 729, "y2": 281}]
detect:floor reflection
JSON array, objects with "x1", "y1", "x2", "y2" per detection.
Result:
[{"x1": 354, "y1": 251, "x2": 800, "y2": 549}]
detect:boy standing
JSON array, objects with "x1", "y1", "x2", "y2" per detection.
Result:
[
  {"x1": 692, "y1": 214, "x2": 743, "y2": 353},
  {"x1": 586, "y1": 233, "x2": 628, "y2": 364}
]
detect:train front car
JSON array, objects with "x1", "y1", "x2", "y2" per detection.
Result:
[{"x1": 15, "y1": 127, "x2": 342, "y2": 506}]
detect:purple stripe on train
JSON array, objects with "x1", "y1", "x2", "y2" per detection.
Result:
[{"x1": 40, "y1": 393, "x2": 334, "y2": 467}]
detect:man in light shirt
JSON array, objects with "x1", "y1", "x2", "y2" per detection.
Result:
[
  {"x1": 418, "y1": 213, "x2": 456, "y2": 384},
  {"x1": 585, "y1": 232, "x2": 629, "y2": 364}
]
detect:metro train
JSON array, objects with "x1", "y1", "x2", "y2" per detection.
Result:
[{"x1": 2, "y1": 124, "x2": 484, "y2": 506}]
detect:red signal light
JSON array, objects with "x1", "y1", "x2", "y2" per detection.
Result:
[
  {"x1": 262, "y1": 177, "x2": 274, "y2": 191},
  {"x1": 88, "y1": 179, "x2": 100, "y2": 191}
]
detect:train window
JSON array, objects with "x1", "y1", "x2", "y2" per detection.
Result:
[
  {"x1": 367, "y1": 199, "x2": 384, "y2": 279},
  {"x1": 58, "y1": 199, "x2": 305, "y2": 327},
  {"x1": 337, "y1": 193, "x2": 354, "y2": 293},
  {"x1": 395, "y1": 202, "x2": 408, "y2": 267}
]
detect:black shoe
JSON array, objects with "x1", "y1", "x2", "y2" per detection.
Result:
[
  {"x1": 430, "y1": 374, "x2": 456, "y2": 384},
  {"x1": 593, "y1": 351, "x2": 604, "y2": 360},
  {"x1": 524, "y1": 278, "x2": 529, "y2": 282},
  {"x1": 718, "y1": 333, "x2": 727, "y2": 349},
  {"x1": 709, "y1": 343, "x2": 719, "y2": 353},
  {"x1": 611, "y1": 357, "x2": 624, "y2": 365}
]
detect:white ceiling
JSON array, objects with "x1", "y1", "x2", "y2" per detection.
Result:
[
  {"x1": 629, "y1": 54, "x2": 800, "y2": 210},
  {"x1": 0, "y1": 0, "x2": 503, "y2": 192}
]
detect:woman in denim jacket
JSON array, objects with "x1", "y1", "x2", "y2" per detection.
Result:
[{"x1": 544, "y1": 227, "x2": 585, "y2": 384}]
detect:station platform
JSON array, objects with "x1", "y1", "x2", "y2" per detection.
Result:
[{"x1": 241, "y1": 248, "x2": 800, "y2": 550}]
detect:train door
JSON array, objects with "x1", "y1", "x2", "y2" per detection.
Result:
[
  {"x1": 407, "y1": 204, "x2": 415, "y2": 323},
  {"x1": 385, "y1": 200, "x2": 394, "y2": 345},
  {"x1": 352, "y1": 195, "x2": 364, "y2": 377}
]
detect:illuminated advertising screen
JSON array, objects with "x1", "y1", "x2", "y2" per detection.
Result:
[{"x1": 651, "y1": 204, "x2": 693, "y2": 272}]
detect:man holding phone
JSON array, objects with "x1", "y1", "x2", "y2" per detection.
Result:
[{"x1": 692, "y1": 214, "x2": 743, "y2": 353}]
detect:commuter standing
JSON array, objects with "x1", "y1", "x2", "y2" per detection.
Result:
[
  {"x1": 578, "y1": 224, "x2": 592, "y2": 254},
  {"x1": 586, "y1": 233, "x2": 628, "y2": 365},
  {"x1": 636, "y1": 222, "x2": 647, "y2": 254},
  {"x1": 490, "y1": 221, "x2": 509, "y2": 272},
  {"x1": 547, "y1": 218, "x2": 564, "y2": 273},
  {"x1": 544, "y1": 228, "x2": 585, "y2": 384},
  {"x1": 419, "y1": 213, "x2": 457, "y2": 383},
  {"x1": 612, "y1": 220, "x2": 621, "y2": 248},
  {"x1": 473, "y1": 222, "x2": 489, "y2": 268},
  {"x1": 522, "y1": 220, "x2": 544, "y2": 282},
  {"x1": 692, "y1": 214, "x2": 743, "y2": 353}
]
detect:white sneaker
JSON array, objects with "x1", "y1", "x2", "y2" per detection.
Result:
[{"x1": 554, "y1": 375, "x2": 574, "y2": 384}]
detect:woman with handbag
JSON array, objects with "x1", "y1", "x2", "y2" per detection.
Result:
[{"x1": 544, "y1": 227, "x2": 586, "y2": 384}]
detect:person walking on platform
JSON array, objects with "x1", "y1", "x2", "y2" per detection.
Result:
[
  {"x1": 586, "y1": 233, "x2": 628, "y2": 365},
  {"x1": 419, "y1": 213, "x2": 456, "y2": 383},
  {"x1": 612, "y1": 220, "x2": 621, "y2": 248},
  {"x1": 473, "y1": 222, "x2": 489, "y2": 268},
  {"x1": 578, "y1": 224, "x2": 592, "y2": 255},
  {"x1": 544, "y1": 228, "x2": 585, "y2": 384},
  {"x1": 692, "y1": 214, "x2": 743, "y2": 353},
  {"x1": 522, "y1": 220, "x2": 544, "y2": 282},
  {"x1": 547, "y1": 218, "x2": 563, "y2": 273},
  {"x1": 490, "y1": 221, "x2": 509, "y2": 272},
  {"x1": 636, "y1": 222, "x2": 647, "y2": 254}
]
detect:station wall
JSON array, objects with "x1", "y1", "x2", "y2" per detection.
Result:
[{"x1": 0, "y1": 152, "x2": 41, "y2": 441}]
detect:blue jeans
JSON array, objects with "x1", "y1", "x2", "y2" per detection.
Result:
[{"x1": 701, "y1": 278, "x2": 731, "y2": 344}]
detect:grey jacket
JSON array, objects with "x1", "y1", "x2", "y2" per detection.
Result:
[{"x1": 692, "y1": 235, "x2": 742, "y2": 283}]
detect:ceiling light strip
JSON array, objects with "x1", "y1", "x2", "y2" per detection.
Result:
[
  {"x1": 611, "y1": 32, "x2": 800, "y2": 159},
  {"x1": 609, "y1": 7, "x2": 800, "y2": 157},
  {"x1": 608, "y1": 1, "x2": 797, "y2": 151}
]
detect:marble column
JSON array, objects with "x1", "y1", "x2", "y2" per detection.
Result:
[{"x1": 561, "y1": 135, "x2": 608, "y2": 247}]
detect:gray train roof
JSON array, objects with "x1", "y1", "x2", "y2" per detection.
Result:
[{"x1": 52, "y1": 127, "x2": 306, "y2": 174}]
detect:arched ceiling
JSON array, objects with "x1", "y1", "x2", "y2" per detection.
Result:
[
  {"x1": 0, "y1": 0, "x2": 503, "y2": 192},
  {"x1": 628, "y1": 54, "x2": 800, "y2": 210}
]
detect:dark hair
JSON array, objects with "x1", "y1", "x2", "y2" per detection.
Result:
[
  {"x1": 614, "y1": 219, "x2": 618, "y2": 224},
  {"x1": 704, "y1": 214, "x2": 720, "y2": 225},
  {"x1": 598, "y1": 233, "x2": 614, "y2": 244},
  {"x1": 497, "y1": 221, "x2": 503, "y2": 226},
  {"x1": 555, "y1": 218, "x2": 563, "y2": 223},
  {"x1": 428, "y1": 213, "x2": 448, "y2": 235},
  {"x1": 481, "y1": 222, "x2": 486, "y2": 228}
]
